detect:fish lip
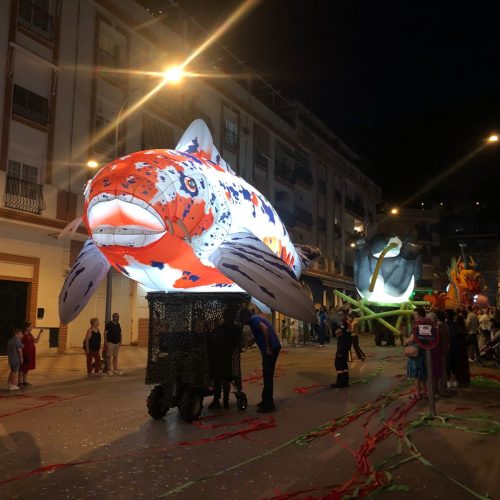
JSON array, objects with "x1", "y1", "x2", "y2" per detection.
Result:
[{"x1": 87, "y1": 196, "x2": 166, "y2": 236}]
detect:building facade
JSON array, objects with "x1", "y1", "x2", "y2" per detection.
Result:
[{"x1": 0, "y1": 0, "x2": 380, "y2": 355}]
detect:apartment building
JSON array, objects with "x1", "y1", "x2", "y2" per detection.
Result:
[{"x1": 0, "y1": 0, "x2": 380, "y2": 354}]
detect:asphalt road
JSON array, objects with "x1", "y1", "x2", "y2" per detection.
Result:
[{"x1": 0, "y1": 341, "x2": 498, "y2": 499}]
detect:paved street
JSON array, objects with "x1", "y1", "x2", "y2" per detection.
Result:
[{"x1": 1, "y1": 338, "x2": 499, "y2": 499}]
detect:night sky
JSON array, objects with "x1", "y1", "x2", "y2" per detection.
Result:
[{"x1": 144, "y1": 1, "x2": 500, "y2": 209}]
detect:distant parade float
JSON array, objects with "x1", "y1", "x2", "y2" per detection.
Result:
[
  {"x1": 424, "y1": 255, "x2": 488, "y2": 309},
  {"x1": 335, "y1": 234, "x2": 425, "y2": 337},
  {"x1": 58, "y1": 119, "x2": 319, "y2": 323}
]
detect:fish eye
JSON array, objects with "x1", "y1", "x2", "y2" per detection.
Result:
[{"x1": 184, "y1": 177, "x2": 197, "y2": 192}]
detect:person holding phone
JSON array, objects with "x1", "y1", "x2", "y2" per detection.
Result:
[{"x1": 19, "y1": 322, "x2": 43, "y2": 387}]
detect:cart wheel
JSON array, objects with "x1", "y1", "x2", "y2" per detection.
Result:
[
  {"x1": 147, "y1": 385, "x2": 169, "y2": 420},
  {"x1": 236, "y1": 392, "x2": 248, "y2": 411},
  {"x1": 179, "y1": 389, "x2": 203, "y2": 422}
]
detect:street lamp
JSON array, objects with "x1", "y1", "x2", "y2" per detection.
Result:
[
  {"x1": 390, "y1": 207, "x2": 399, "y2": 215},
  {"x1": 161, "y1": 65, "x2": 185, "y2": 84},
  {"x1": 87, "y1": 160, "x2": 99, "y2": 169},
  {"x1": 487, "y1": 134, "x2": 498, "y2": 143}
]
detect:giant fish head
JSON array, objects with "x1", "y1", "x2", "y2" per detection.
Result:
[
  {"x1": 354, "y1": 233, "x2": 422, "y2": 304},
  {"x1": 82, "y1": 145, "x2": 235, "y2": 292}
]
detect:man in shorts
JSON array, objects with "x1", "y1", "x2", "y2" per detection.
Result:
[
  {"x1": 104, "y1": 313, "x2": 122, "y2": 376},
  {"x1": 7, "y1": 328, "x2": 23, "y2": 390}
]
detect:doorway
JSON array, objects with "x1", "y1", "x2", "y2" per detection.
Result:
[{"x1": 0, "y1": 280, "x2": 28, "y2": 355}]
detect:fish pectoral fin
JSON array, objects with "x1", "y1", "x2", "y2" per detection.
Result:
[
  {"x1": 58, "y1": 238, "x2": 110, "y2": 324},
  {"x1": 250, "y1": 297, "x2": 271, "y2": 315},
  {"x1": 209, "y1": 232, "x2": 316, "y2": 322}
]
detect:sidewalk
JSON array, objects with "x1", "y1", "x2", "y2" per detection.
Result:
[{"x1": 0, "y1": 346, "x2": 149, "y2": 387}]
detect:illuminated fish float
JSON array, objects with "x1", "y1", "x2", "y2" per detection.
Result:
[
  {"x1": 354, "y1": 233, "x2": 422, "y2": 304},
  {"x1": 59, "y1": 120, "x2": 319, "y2": 323}
]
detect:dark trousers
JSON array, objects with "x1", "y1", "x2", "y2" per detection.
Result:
[
  {"x1": 318, "y1": 326, "x2": 326, "y2": 345},
  {"x1": 351, "y1": 336, "x2": 365, "y2": 360},
  {"x1": 86, "y1": 351, "x2": 101, "y2": 374},
  {"x1": 214, "y1": 379, "x2": 230, "y2": 402},
  {"x1": 261, "y1": 347, "x2": 280, "y2": 407},
  {"x1": 335, "y1": 353, "x2": 348, "y2": 372},
  {"x1": 466, "y1": 334, "x2": 480, "y2": 360}
]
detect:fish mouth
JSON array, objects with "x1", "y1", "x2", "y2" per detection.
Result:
[
  {"x1": 88, "y1": 196, "x2": 192, "y2": 247},
  {"x1": 88, "y1": 197, "x2": 166, "y2": 247}
]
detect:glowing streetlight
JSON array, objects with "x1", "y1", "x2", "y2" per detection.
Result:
[
  {"x1": 162, "y1": 66, "x2": 185, "y2": 84},
  {"x1": 87, "y1": 160, "x2": 99, "y2": 169},
  {"x1": 350, "y1": 242, "x2": 356, "y2": 248},
  {"x1": 390, "y1": 208, "x2": 399, "y2": 215},
  {"x1": 487, "y1": 134, "x2": 498, "y2": 143}
]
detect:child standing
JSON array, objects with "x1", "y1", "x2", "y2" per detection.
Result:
[{"x1": 7, "y1": 328, "x2": 24, "y2": 391}]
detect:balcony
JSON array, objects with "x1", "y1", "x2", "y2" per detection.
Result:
[
  {"x1": 296, "y1": 166, "x2": 313, "y2": 188},
  {"x1": 18, "y1": 0, "x2": 55, "y2": 42},
  {"x1": 294, "y1": 206, "x2": 313, "y2": 228},
  {"x1": 275, "y1": 160, "x2": 296, "y2": 185},
  {"x1": 97, "y1": 50, "x2": 127, "y2": 87},
  {"x1": 223, "y1": 127, "x2": 239, "y2": 150},
  {"x1": 275, "y1": 207, "x2": 295, "y2": 229},
  {"x1": 345, "y1": 197, "x2": 365, "y2": 217},
  {"x1": 4, "y1": 176, "x2": 46, "y2": 215},
  {"x1": 12, "y1": 85, "x2": 49, "y2": 127},
  {"x1": 254, "y1": 149, "x2": 268, "y2": 171}
]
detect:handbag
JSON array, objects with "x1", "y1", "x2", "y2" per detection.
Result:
[{"x1": 404, "y1": 345, "x2": 419, "y2": 358}]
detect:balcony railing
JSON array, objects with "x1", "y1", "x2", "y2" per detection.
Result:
[
  {"x1": 275, "y1": 160, "x2": 296, "y2": 185},
  {"x1": 97, "y1": 50, "x2": 126, "y2": 86},
  {"x1": 294, "y1": 206, "x2": 313, "y2": 227},
  {"x1": 4, "y1": 176, "x2": 45, "y2": 215},
  {"x1": 223, "y1": 128, "x2": 239, "y2": 150},
  {"x1": 18, "y1": 0, "x2": 55, "y2": 41},
  {"x1": 275, "y1": 206, "x2": 295, "y2": 229},
  {"x1": 12, "y1": 85, "x2": 49, "y2": 127},
  {"x1": 345, "y1": 197, "x2": 365, "y2": 217},
  {"x1": 296, "y1": 166, "x2": 313, "y2": 187},
  {"x1": 254, "y1": 149, "x2": 268, "y2": 170}
]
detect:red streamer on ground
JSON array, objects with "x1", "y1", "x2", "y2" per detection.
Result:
[
  {"x1": 473, "y1": 372, "x2": 500, "y2": 382},
  {"x1": 269, "y1": 389, "x2": 419, "y2": 500},
  {"x1": 293, "y1": 384, "x2": 326, "y2": 395},
  {"x1": 0, "y1": 394, "x2": 86, "y2": 418},
  {"x1": 177, "y1": 416, "x2": 276, "y2": 446}
]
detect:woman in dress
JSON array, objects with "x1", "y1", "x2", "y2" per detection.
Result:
[{"x1": 19, "y1": 322, "x2": 43, "y2": 387}]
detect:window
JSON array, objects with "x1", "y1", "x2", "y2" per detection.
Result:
[
  {"x1": 223, "y1": 119, "x2": 239, "y2": 149},
  {"x1": 8, "y1": 160, "x2": 39, "y2": 184},
  {"x1": 18, "y1": 0, "x2": 54, "y2": 41},
  {"x1": 12, "y1": 85, "x2": 49, "y2": 127},
  {"x1": 142, "y1": 114, "x2": 173, "y2": 150},
  {"x1": 254, "y1": 123, "x2": 270, "y2": 170}
]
